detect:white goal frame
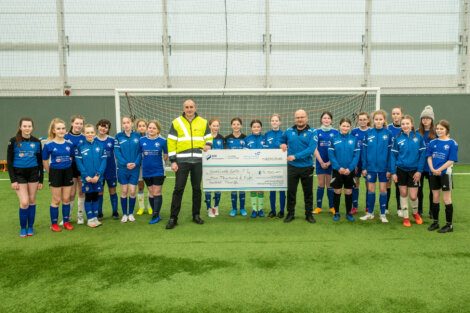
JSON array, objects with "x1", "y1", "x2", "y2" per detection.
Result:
[{"x1": 114, "y1": 87, "x2": 381, "y2": 133}]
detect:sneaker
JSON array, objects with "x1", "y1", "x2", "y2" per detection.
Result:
[
  {"x1": 229, "y1": 209, "x2": 237, "y2": 217},
  {"x1": 258, "y1": 210, "x2": 265, "y2": 217},
  {"x1": 277, "y1": 211, "x2": 285, "y2": 218},
  {"x1": 380, "y1": 214, "x2": 389, "y2": 223},
  {"x1": 136, "y1": 209, "x2": 144, "y2": 216},
  {"x1": 121, "y1": 215, "x2": 128, "y2": 223},
  {"x1": 240, "y1": 209, "x2": 247, "y2": 216},
  {"x1": 50, "y1": 224, "x2": 62, "y2": 232},
  {"x1": 428, "y1": 222, "x2": 440, "y2": 231},
  {"x1": 87, "y1": 219, "x2": 98, "y2": 228},
  {"x1": 77, "y1": 215, "x2": 84, "y2": 225},
  {"x1": 27, "y1": 227, "x2": 34, "y2": 236},
  {"x1": 63, "y1": 222, "x2": 74, "y2": 231},
  {"x1": 360, "y1": 213, "x2": 374, "y2": 221},
  {"x1": 149, "y1": 215, "x2": 161, "y2": 224},
  {"x1": 403, "y1": 218, "x2": 411, "y2": 227},
  {"x1": 333, "y1": 213, "x2": 340, "y2": 222},
  {"x1": 329, "y1": 208, "x2": 336, "y2": 215},
  {"x1": 250, "y1": 210, "x2": 258, "y2": 218},
  {"x1": 128, "y1": 214, "x2": 136, "y2": 222},
  {"x1": 20, "y1": 228, "x2": 27, "y2": 238},
  {"x1": 148, "y1": 207, "x2": 153, "y2": 215},
  {"x1": 268, "y1": 211, "x2": 276, "y2": 218},
  {"x1": 397, "y1": 209, "x2": 403, "y2": 218},
  {"x1": 214, "y1": 206, "x2": 219, "y2": 216},
  {"x1": 350, "y1": 207, "x2": 358, "y2": 215},
  {"x1": 437, "y1": 223, "x2": 453, "y2": 233},
  {"x1": 313, "y1": 208, "x2": 322, "y2": 214},
  {"x1": 112, "y1": 212, "x2": 120, "y2": 220},
  {"x1": 94, "y1": 218, "x2": 103, "y2": 227},
  {"x1": 346, "y1": 214, "x2": 355, "y2": 222},
  {"x1": 208, "y1": 208, "x2": 216, "y2": 218},
  {"x1": 413, "y1": 213, "x2": 423, "y2": 225}
]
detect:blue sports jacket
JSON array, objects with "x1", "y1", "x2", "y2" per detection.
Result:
[
  {"x1": 114, "y1": 131, "x2": 142, "y2": 170},
  {"x1": 361, "y1": 127, "x2": 393, "y2": 173},
  {"x1": 264, "y1": 129, "x2": 284, "y2": 149},
  {"x1": 328, "y1": 132, "x2": 360, "y2": 172},
  {"x1": 281, "y1": 125, "x2": 317, "y2": 168},
  {"x1": 75, "y1": 139, "x2": 107, "y2": 181},
  {"x1": 245, "y1": 133, "x2": 267, "y2": 149},
  {"x1": 390, "y1": 131, "x2": 426, "y2": 174}
]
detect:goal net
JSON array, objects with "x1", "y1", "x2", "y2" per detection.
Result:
[{"x1": 114, "y1": 88, "x2": 380, "y2": 135}]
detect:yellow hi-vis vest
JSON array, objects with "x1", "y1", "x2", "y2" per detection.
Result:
[{"x1": 167, "y1": 113, "x2": 212, "y2": 163}]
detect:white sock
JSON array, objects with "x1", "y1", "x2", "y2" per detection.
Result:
[
  {"x1": 402, "y1": 207, "x2": 409, "y2": 219},
  {"x1": 410, "y1": 199, "x2": 419, "y2": 214},
  {"x1": 399, "y1": 196, "x2": 408, "y2": 212},
  {"x1": 77, "y1": 196, "x2": 85, "y2": 215},
  {"x1": 138, "y1": 192, "x2": 145, "y2": 210}
]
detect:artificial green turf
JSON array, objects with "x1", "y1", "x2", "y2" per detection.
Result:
[{"x1": 1, "y1": 167, "x2": 470, "y2": 313}]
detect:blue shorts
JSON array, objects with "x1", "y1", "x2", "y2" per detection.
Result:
[
  {"x1": 117, "y1": 168, "x2": 139, "y2": 185},
  {"x1": 366, "y1": 171, "x2": 388, "y2": 183},
  {"x1": 103, "y1": 177, "x2": 117, "y2": 188},
  {"x1": 82, "y1": 181, "x2": 103, "y2": 193},
  {"x1": 315, "y1": 160, "x2": 332, "y2": 175}
]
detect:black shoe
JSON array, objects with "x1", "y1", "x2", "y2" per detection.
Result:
[
  {"x1": 427, "y1": 221, "x2": 440, "y2": 231},
  {"x1": 284, "y1": 214, "x2": 295, "y2": 223},
  {"x1": 112, "y1": 212, "x2": 119, "y2": 220},
  {"x1": 277, "y1": 212, "x2": 285, "y2": 218},
  {"x1": 305, "y1": 213, "x2": 316, "y2": 224},
  {"x1": 192, "y1": 215, "x2": 204, "y2": 225},
  {"x1": 437, "y1": 223, "x2": 453, "y2": 233},
  {"x1": 166, "y1": 218, "x2": 178, "y2": 229},
  {"x1": 268, "y1": 211, "x2": 276, "y2": 218}
]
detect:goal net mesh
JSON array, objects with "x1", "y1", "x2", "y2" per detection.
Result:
[{"x1": 117, "y1": 89, "x2": 379, "y2": 136}]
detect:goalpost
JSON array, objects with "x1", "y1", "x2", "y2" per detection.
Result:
[{"x1": 114, "y1": 88, "x2": 380, "y2": 134}]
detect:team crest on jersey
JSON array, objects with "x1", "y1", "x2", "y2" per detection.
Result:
[
  {"x1": 66, "y1": 146, "x2": 71, "y2": 151},
  {"x1": 79, "y1": 140, "x2": 84, "y2": 144},
  {"x1": 330, "y1": 133, "x2": 334, "y2": 138},
  {"x1": 143, "y1": 142, "x2": 147, "y2": 146},
  {"x1": 413, "y1": 137, "x2": 418, "y2": 143},
  {"x1": 348, "y1": 140, "x2": 353, "y2": 145},
  {"x1": 444, "y1": 145, "x2": 450, "y2": 150},
  {"x1": 155, "y1": 142, "x2": 160, "y2": 147},
  {"x1": 30, "y1": 143, "x2": 36, "y2": 149},
  {"x1": 95, "y1": 147, "x2": 100, "y2": 152},
  {"x1": 134, "y1": 138, "x2": 139, "y2": 143},
  {"x1": 107, "y1": 143, "x2": 112, "y2": 147},
  {"x1": 383, "y1": 135, "x2": 388, "y2": 140}
]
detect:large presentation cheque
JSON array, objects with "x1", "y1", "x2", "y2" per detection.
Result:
[{"x1": 202, "y1": 149, "x2": 287, "y2": 192}]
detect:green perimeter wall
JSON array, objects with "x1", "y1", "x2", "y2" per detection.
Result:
[{"x1": 1, "y1": 94, "x2": 469, "y2": 163}]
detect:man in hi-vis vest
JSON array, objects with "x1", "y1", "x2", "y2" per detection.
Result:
[{"x1": 166, "y1": 99, "x2": 212, "y2": 229}]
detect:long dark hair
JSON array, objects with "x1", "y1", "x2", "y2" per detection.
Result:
[
  {"x1": 15, "y1": 117, "x2": 34, "y2": 147},
  {"x1": 418, "y1": 117, "x2": 436, "y2": 140}
]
